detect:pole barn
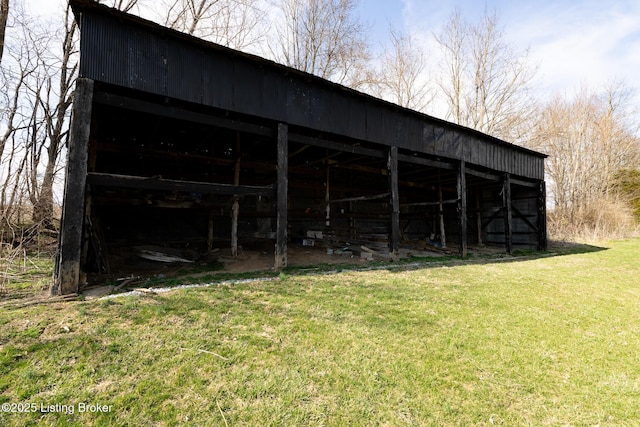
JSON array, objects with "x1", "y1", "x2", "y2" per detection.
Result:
[{"x1": 54, "y1": 0, "x2": 547, "y2": 295}]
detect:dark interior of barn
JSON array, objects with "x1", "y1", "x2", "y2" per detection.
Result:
[{"x1": 81, "y1": 83, "x2": 542, "y2": 281}]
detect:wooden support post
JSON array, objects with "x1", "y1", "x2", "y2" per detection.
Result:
[
  {"x1": 388, "y1": 147, "x2": 400, "y2": 261},
  {"x1": 231, "y1": 133, "x2": 241, "y2": 258},
  {"x1": 80, "y1": 137, "x2": 98, "y2": 272},
  {"x1": 457, "y1": 160, "x2": 468, "y2": 257},
  {"x1": 476, "y1": 193, "x2": 483, "y2": 245},
  {"x1": 538, "y1": 180, "x2": 548, "y2": 251},
  {"x1": 438, "y1": 180, "x2": 447, "y2": 248},
  {"x1": 325, "y1": 163, "x2": 330, "y2": 226},
  {"x1": 231, "y1": 200, "x2": 239, "y2": 256},
  {"x1": 503, "y1": 173, "x2": 513, "y2": 254},
  {"x1": 53, "y1": 78, "x2": 94, "y2": 296},
  {"x1": 207, "y1": 210, "x2": 215, "y2": 251},
  {"x1": 432, "y1": 207, "x2": 437, "y2": 240},
  {"x1": 275, "y1": 123, "x2": 288, "y2": 269}
]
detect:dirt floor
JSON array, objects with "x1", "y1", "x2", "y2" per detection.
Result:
[
  {"x1": 84, "y1": 240, "x2": 503, "y2": 294},
  {"x1": 86, "y1": 242, "x2": 362, "y2": 287}
]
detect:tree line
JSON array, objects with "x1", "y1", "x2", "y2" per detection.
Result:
[{"x1": 0, "y1": 0, "x2": 638, "y2": 243}]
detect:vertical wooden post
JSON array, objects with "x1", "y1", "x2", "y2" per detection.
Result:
[
  {"x1": 438, "y1": 180, "x2": 447, "y2": 248},
  {"x1": 231, "y1": 133, "x2": 241, "y2": 257},
  {"x1": 537, "y1": 180, "x2": 548, "y2": 251},
  {"x1": 457, "y1": 160, "x2": 468, "y2": 257},
  {"x1": 388, "y1": 147, "x2": 400, "y2": 261},
  {"x1": 476, "y1": 193, "x2": 483, "y2": 245},
  {"x1": 53, "y1": 78, "x2": 94, "y2": 296},
  {"x1": 80, "y1": 137, "x2": 98, "y2": 272},
  {"x1": 230, "y1": 199, "x2": 239, "y2": 256},
  {"x1": 275, "y1": 123, "x2": 288, "y2": 269},
  {"x1": 503, "y1": 173, "x2": 513, "y2": 254},
  {"x1": 207, "y1": 210, "x2": 215, "y2": 251},
  {"x1": 324, "y1": 161, "x2": 330, "y2": 247}
]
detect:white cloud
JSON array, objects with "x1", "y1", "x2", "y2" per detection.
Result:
[
  {"x1": 504, "y1": 1, "x2": 640, "y2": 98},
  {"x1": 399, "y1": 0, "x2": 640, "y2": 105}
]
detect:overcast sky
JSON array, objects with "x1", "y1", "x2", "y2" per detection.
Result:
[{"x1": 28, "y1": 0, "x2": 640, "y2": 105}]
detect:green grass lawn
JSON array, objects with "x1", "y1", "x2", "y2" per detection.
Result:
[{"x1": 1, "y1": 239, "x2": 639, "y2": 426}]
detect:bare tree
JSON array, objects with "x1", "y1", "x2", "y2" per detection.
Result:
[
  {"x1": 156, "y1": 0, "x2": 265, "y2": 51},
  {"x1": 29, "y1": 0, "x2": 145, "y2": 227},
  {"x1": 434, "y1": 9, "x2": 465, "y2": 125},
  {"x1": 89, "y1": 0, "x2": 145, "y2": 12},
  {"x1": 0, "y1": 0, "x2": 144, "y2": 231},
  {"x1": 0, "y1": 0, "x2": 46, "y2": 231},
  {"x1": 434, "y1": 9, "x2": 537, "y2": 142},
  {"x1": 0, "y1": 0, "x2": 8, "y2": 63},
  {"x1": 26, "y1": 4, "x2": 78, "y2": 228},
  {"x1": 105, "y1": 0, "x2": 141, "y2": 13},
  {"x1": 533, "y1": 83, "x2": 640, "y2": 234},
  {"x1": 369, "y1": 28, "x2": 432, "y2": 112},
  {"x1": 269, "y1": 0, "x2": 370, "y2": 87}
]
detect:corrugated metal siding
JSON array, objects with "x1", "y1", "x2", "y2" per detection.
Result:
[
  {"x1": 166, "y1": 38, "x2": 203, "y2": 104},
  {"x1": 81, "y1": 13, "x2": 168, "y2": 95},
  {"x1": 79, "y1": 8, "x2": 545, "y2": 180},
  {"x1": 201, "y1": 52, "x2": 234, "y2": 108}
]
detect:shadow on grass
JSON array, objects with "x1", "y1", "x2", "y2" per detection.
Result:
[
  {"x1": 102, "y1": 240, "x2": 609, "y2": 293},
  {"x1": 359, "y1": 242, "x2": 608, "y2": 277}
]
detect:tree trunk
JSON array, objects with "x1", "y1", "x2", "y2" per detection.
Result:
[
  {"x1": 32, "y1": 4, "x2": 77, "y2": 229},
  {"x1": 0, "y1": 0, "x2": 8, "y2": 63},
  {"x1": 32, "y1": 158, "x2": 56, "y2": 229}
]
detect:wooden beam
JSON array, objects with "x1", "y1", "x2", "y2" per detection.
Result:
[
  {"x1": 465, "y1": 169, "x2": 538, "y2": 188},
  {"x1": 457, "y1": 160, "x2": 468, "y2": 257},
  {"x1": 288, "y1": 144, "x2": 310, "y2": 160},
  {"x1": 538, "y1": 180, "x2": 548, "y2": 251},
  {"x1": 275, "y1": 123, "x2": 288, "y2": 269},
  {"x1": 481, "y1": 208, "x2": 503, "y2": 230},
  {"x1": 288, "y1": 132, "x2": 386, "y2": 159},
  {"x1": 329, "y1": 162, "x2": 439, "y2": 190},
  {"x1": 303, "y1": 151, "x2": 342, "y2": 168},
  {"x1": 86, "y1": 172, "x2": 274, "y2": 196},
  {"x1": 54, "y1": 78, "x2": 94, "y2": 296},
  {"x1": 388, "y1": 147, "x2": 400, "y2": 261},
  {"x1": 397, "y1": 153, "x2": 455, "y2": 170},
  {"x1": 465, "y1": 167, "x2": 500, "y2": 182},
  {"x1": 93, "y1": 91, "x2": 273, "y2": 137},
  {"x1": 96, "y1": 142, "x2": 236, "y2": 168},
  {"x1": 503, "y1": 173, "x2": 513, "y2": 254},
  {"x1": 511, "y1": 204, "x2": 539, "y2": 232},
  {"x1": 510, "y1": 177, "x2": 539, "y2": 188},
  {"x1": 401, "y1": 199, "x2": 457, "y2": 207},
  {"x1": 330, "y1": 192, "x2": 390, "y2": 204}
]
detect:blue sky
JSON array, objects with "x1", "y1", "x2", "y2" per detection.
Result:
[{"x1": 359, "y1": 0, "x2": 640, "y2": 101}]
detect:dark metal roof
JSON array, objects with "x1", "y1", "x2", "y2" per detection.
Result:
[{"x1": 70, "y1": 0, "x2": 546, "y2": 180}]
